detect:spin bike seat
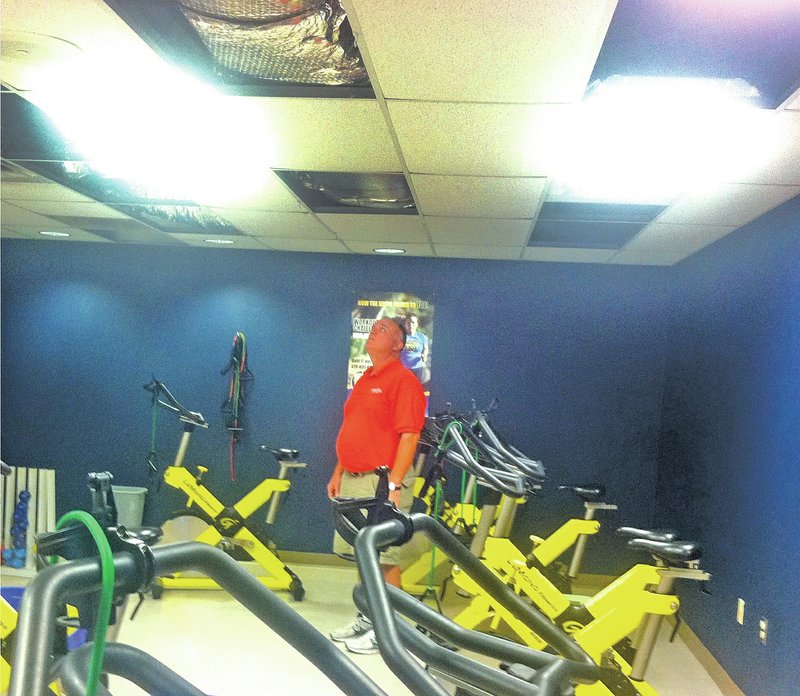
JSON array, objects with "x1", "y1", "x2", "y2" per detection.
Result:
[
  {"x1": 558, "y1": 484, "x2": 606, "y2": 502},
  {"x1": 259, "y1": 445, "x2": 300, "y2": 461},
  {"x1": 616, "y1": 526, "x2": 679, "y2": 543},
  {"x1": 628, "y1": 538, "x2": 702, "y2": 565}
]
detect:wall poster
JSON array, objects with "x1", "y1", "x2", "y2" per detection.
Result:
[{"x1": 347, "y1": 292, "x2": 434, "y2": 400}]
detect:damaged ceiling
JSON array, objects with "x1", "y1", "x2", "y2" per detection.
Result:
[{"x1": 1, "y1": 0, "x2": 799, "y2": 264}]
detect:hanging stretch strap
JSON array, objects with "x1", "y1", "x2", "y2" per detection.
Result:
[{"x1": 221, "y1": 332, "x2": 252, "y2": 481}]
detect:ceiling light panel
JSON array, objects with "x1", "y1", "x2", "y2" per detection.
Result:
[
  {"x1": 590, "y1": 0, "x2": 800, "y2": 109},
  {"x1": 658, "y1": 183, "x2": 800, "y2": 227},
  {"x1": 348, "y1": 0, "x2": 614, "y2": 103},
  {"x1": 211, "y1": 210, "x2": 335, "y2": 239},
  {"x1": 433, "y1": 245, "x2": 523, "y2": 261},
  {"x1": 1, "y1": 225, "x2": 112, "y2": 243},
  {"x1": 426, "y1": 218, "x2": 532, "y2": 246},
  {"x1": 387, "y1": 101, "x2": 572, "y2": 177},
  {"x1": 344, "y1": 241, "x2": 433, "y2": 257},
  {"x1": 623, "y1": 223, "x2": 738, "y2": 254},
  {"x1": 522, "y1": 247, "x2": 616, "y2": 263},
  {"x1": 411, "y1": 175, "x2": 547, "y2": 219},
  {"x1": 242, "y1": 97, "x2": 403, "y2": 171},
  {"x1": 166, "y1": 233, "x2": 267, "y2": 249},
  {"x1": 317, "y1": 214, "x2": 427, "y2": 242}
]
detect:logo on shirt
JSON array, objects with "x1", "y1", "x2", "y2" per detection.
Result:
[{"x1": 371, "y1": 388, "x2": 383, "y2": 394}]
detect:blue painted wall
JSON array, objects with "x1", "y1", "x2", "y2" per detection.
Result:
[
  {"x1": 1, "y1": 241, "x2": 670, "y2": 573},
  {"x1": 655, "y1": 194, "x2": 800, "y2": 696}
]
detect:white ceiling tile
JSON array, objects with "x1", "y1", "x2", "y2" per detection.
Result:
[
  {"x1": 522, "y1": 248, "x2": 616, "y2": 263},
  {"x1": 166, "y1": 234, "x2": 269, "y2": 250},
  {"x1": 608, "y1": 250, "x2": 686, "y2": 266},
  {"x1": 4, "y1": 200, "x2": 131, "y2": 219},
  {"x1": 240, "y1": 97, "x2": 402, "y2": 171},
  {"x1": 196, "y1": 169, "x2": 307, "y2": 212},
  {"x1": 781, "y1": 86, "x2": 800, "y2": 111},
  {"x1": 387, "y1": 101, "x2": 571, "y2": 176},
  {"x1": 258, "y1": 238, "x2": 351, "y2": 254},
  {"x1": 0, "y1": 0, "x2": 156, "y2": 91},
  {"x1": 318, "y1": 214, "x2": 428, "y2": 242},
  {"x1": 745, "y1": 111, "x2": 800, "y2": 185},
  {"x1": 210, "y1": 209, "x2": 334, "y2": 239},
  {"x1": 2, "y1": 226, "x2": 113, "y2": 242},
  {"x1": 426, "y1": 217, "x2": 532, "y2": 246},
  {"x1": 433, "y1": 245, "x2": 523, "y2": 260},
  {"x1": 344, "y1": 241, "x2": 434, "y2": 257},
  {"x1": 1, "y1": 202, "x2": 69, "y2": 228},
  {"x1": 411, "y1": 175, "x2": 547, "y2": 218},
  {"x1": 348, "y1": 0, "x2": 614, "y2": 103},
  {"x1": 658, "y1": 184, "x2": 800, "y2": 226},
  {"x1": 624, "y1": 223, "x2": 739, "y2": 253},
  {"x1": 0, "y1": 181, "x2": 95, "y2": 202}
]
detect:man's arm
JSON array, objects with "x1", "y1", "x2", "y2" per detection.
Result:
[
  {"x1": 327, "y1": 461, "x2": 344, "y2": 499},
  {"x1": 388, "y1": 431, "x2": 421, "y2": 504}
]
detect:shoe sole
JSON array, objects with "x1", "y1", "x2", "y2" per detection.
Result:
[
  {"x1": 346, "y1": 646, "x2": 379, "y2": 655},
  {"x1": 330, "y1": 631, "x2": 371, "y2": 643}
]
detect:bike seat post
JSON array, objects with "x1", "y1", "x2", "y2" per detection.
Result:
[
  {"x1": 265, "y1": 459, "x2": 307, "y2": 526},
  {"x1": 172, "y1": 422, "x2": 196, "y2": 468},
  {"x1": 568, "y1": 501, "x2": 617, "y2": 579},
  {"x1": 628, "y1": 573, "x2": 677, "y2": 681}
]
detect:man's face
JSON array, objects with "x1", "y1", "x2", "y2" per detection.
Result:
[
  {"x1": 367, "y1": 318, "x2": 404, "y2": 358},
  {"x1": 405, "y1": 316, "x2": 418, "y2": 333}
]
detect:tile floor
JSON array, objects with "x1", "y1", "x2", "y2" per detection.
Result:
[{"x1": 108, "y1": 563, "x2": 728, "y2": 696}]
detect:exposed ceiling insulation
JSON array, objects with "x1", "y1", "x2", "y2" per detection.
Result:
[{"x1": 1, "y1": 0, "x2": 799, "y2": 265}]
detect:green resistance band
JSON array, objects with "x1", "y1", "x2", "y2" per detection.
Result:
[{"x1": 54, "y1": 511, "x2": 116, "y2": 696}]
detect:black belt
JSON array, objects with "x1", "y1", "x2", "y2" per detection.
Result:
[{"x1": 344, "y1": 469, "x2": 379, "y2": 478}]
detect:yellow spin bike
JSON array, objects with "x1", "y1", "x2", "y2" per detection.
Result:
[{"x1": 146, "y1": 380, "x2": 306, "y2": 600}]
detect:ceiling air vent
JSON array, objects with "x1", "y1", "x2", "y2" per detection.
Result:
[
  {"x1": 276, "y1": 171, "x2": 417, "y2": 214},
  {"x1": 529, "y1": 201, "x2": 666, "y2": 249}
]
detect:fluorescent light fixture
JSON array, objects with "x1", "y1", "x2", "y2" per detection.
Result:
[
  {"x1": 28, "y1": 57, "x2": 274, "y2": 206},
  {"x1": 373, "y1": 247, "x2": 405, "y2": 254},
  {"x1": 204, "y1": 238, "x2": 235, "y2": 244},
  {"x1": 547, "y1": 75, "x2": 770, "y2": 204},
  {"x1": 39, "y1": 230, "x2": 71, "y2": 237}
]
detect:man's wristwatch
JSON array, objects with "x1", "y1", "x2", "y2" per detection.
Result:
[{"x1": 387, "y1": 481, "x2": 402, "y2": 491}]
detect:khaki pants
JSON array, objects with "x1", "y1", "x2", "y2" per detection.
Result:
[{"x1": 332, "y1": 467, "x2": 416, "y2": 566}]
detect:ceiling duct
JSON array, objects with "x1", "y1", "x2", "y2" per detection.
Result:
[
  {"x1": 277, "y1": 171, "x2": 416, "y2": 213},
  {"x1": 176, "y1": 0, "x2": 367, "y2": 86}
]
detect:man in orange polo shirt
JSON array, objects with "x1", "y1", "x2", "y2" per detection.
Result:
[{"x1": 327, "y1": 316, "x2": 427, "y2": 654}]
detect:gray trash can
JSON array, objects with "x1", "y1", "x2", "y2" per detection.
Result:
[{"x1": 112, "y1": 486, "x2": 148, "y2": 528}]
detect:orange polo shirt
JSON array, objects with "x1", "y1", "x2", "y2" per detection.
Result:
[{"x1": 336, "y1": 358, "x2": 426, "y2": 473}]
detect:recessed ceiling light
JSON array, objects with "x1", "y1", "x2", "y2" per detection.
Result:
[
  {"x1": 39, "y1": 230, "x2": 71, "y2": 237},
  {"x1": 373, "y1": 247, "x2": 405, "y2": 255},
  {"x1": 204, "y1": 238, "x2": 235, "y2": 244}
]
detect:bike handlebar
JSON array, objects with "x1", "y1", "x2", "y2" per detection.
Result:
[{"x1": 144, "y1": 379, "x2": 208, "y2": 428}]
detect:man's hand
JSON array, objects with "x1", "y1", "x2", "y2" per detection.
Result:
[
  {"x1": 327, "y1": 465, "x2": 343, "y2": 499},
  {"x1": 388, "y1": 487, "x2": 402, "y2": 507}
]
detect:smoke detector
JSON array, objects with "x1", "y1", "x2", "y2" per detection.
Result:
[{"x1": 0, "y1": 31, "x2": 83, "y2": 91}]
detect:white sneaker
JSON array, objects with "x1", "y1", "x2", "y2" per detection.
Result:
[
  {"x1": 345, "y1": 629, "x2": 379, "y2": 655},
  {"x1": 330, "y1": 613, "x2": 373, "y2": 642}
]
